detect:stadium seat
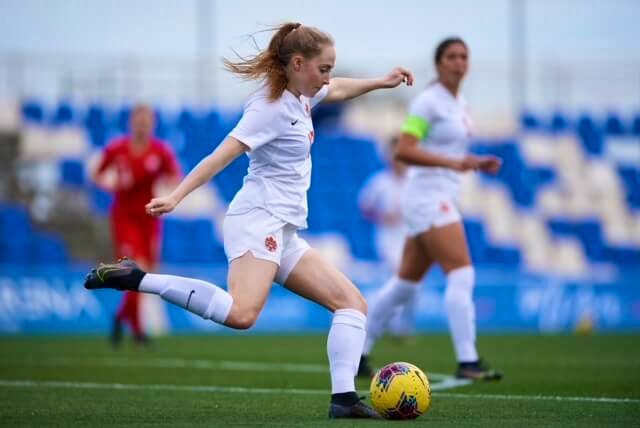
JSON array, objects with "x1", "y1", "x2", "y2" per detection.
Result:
[
  {"x1": 604, "y1": 112, "x2": 625, "y2": 136},
  {"x1": 618, "y1": 167, "x2": 640, "y2": 208},
  {"x1": 21, "y1": 100, "x2": 45, "y2": 123},
  {"x1": 85, "y1": 104, "x2": 109, "y2": 147},
  {"x1": 631, "y1": 113, "x2": 640, "y2": 136},
  {"x1": 161, "y1": 218, "x2": 226, "y2": 264},
  {"x1": 576, "y1": 114, "x2": 604, "y2": 155},
  {"x1": 520, "y1": 110, "x2": 541, "y2": 131},
  {"x1": 52, "y1": 101, "x2": 75, "y2": 126},
  {"x1": 30, "y1": 233, "x2": 69, "y2": 264},
  {"x1": 59, "y1": 159, "x2": 85, "y2": 188},
  {"x1": 550, "y1": 111, "x2": 571, "y2": 134}
]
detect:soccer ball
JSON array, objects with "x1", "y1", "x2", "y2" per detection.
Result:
[{"x1": 369, "y1": 361, "x2": 431, "y2": 419}]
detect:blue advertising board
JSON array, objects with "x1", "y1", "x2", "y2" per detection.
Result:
[{"x1": 1, "y1": 264, "x2": 639, "y2": 334}]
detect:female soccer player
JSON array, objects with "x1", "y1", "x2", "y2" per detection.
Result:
[
  {"x1": 358, "y1": 38, "x2": 504, "y2": 381},
  {"x1": 93, "y1": 105, "x2": 181, "y2": 346},
  {"x1": 358, "y1": 136, "x2": 416, "y2": 338},
  {"x1": 84, "y1": 22, "x2": 413, "y2": 418}
]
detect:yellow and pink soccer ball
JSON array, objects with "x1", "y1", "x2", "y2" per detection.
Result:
[{"x1": 369, "y1": 361, "x2": 431, "y2": 420}]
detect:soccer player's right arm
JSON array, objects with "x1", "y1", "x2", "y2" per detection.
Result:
[
  {"x1": 395, "y1": 96, "x2": 464, "y2": 171},
  {"x1": 91, "y1": 143, "x2": 116, "y2": 192},
  {"x1": 172, "y1": 137, "x2": 248, "y2": 204},
  {"x1": 146, "y1": 137, "x2": 248, "y2": 216}
]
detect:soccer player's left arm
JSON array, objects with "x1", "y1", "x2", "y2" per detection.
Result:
[
  {"x1": 161, "y1": 144, "x2": 183, "y2": 185},
  {"x1": 323, "y1": 67, "x2": 414, "y2": 103}
]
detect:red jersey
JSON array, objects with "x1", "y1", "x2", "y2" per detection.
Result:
[{"x1": 96, "y1": 136, "x2": 180, "y2": 219}]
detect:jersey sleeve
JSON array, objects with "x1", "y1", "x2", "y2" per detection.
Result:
[
  {"x1": 310, "y1": 84, "x2": 329, "y2": 108},
  {"x1": 95, "y1": 141, "x2": 117, "y2": 175},
  {"x1": 161, "y1": 143, "x2": 181, "y2": 177},
  {"x1": 400, "y1": 93, "x2": 435, "y2": 140},
  {"x1": 228, "y1": 99, "x2": 281, "y2": 151}
]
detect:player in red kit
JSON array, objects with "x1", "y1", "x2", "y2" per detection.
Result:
[{"x1": 93, "y1": 104, "x2": 181, "y2": 346}]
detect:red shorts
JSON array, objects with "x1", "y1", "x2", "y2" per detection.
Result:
[{"x1": 111, "y1": 214, "x2": 160, "y2": 265}]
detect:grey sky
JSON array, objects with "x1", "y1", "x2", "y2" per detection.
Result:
[
  {"x1": 1, "y1": 0, "x2": 637, "y2": 61},
  {"x1": 0, "y1": 0, "x2": 638, "y2": 111}
]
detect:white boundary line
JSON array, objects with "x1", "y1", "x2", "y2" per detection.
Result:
[
  {"x1": 0, "y1": 380, "x2": 638, "y2": 404},
  {"x1": 3, "y1": 357, "x2": 463, "y2": 386}
]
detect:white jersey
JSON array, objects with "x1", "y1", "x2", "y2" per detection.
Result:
[
  {"x1": 227, "y1": 84, "x2": 329, "y2": 228},
  {"x1": 402, "y1": 82, "x2": 472, "y2": 200},
  {"x1": 358, "y1": 169, "x2": 407, "y2": 269}
]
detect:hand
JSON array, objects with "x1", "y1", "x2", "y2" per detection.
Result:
[
  {"x1": 453, "y1": 155, "x2": 482, "y2": 172},
  {"x1": 453, "y1": 155, "x2": 502, "y2": 174},
  {"x1": 477, "y1": 155, "x2": 502, "y2": 175},
  {"x1": 380, "y1": 67, "x2": 414, "y2": 88},
  {"x1": 146, "y1": 195, "x2": 178, "y2": 216}
]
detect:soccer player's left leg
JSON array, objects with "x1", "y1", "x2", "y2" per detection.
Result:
[
  {"x1": 445, "y1": 266, "x2": 503, "y2": 381},
  {"x1": 444, "y1": 265, "x2": 478, "y2": 363}
]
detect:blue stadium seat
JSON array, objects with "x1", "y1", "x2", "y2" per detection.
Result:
[
  {"x1": 618, "y1": 167, "x2": 640, "y2": 208},
  {"x1": 0, "y1": 204, "x2": 32, "y2": 264},
  {"x1": 30, "y1": 233, "x2": 69, "y2": 264},
  {"x1": 213, "y1": 155, "x2": 248, "y2": 202},
  {"x1": 631, "y1": 113, "x2": 640, "y2": 137},
  {"x1": 548, "y1": 218, "x2": 607, "y2": 262},
  {"x1": 60, "y1": 159, "x2": 85, "y2": 188},
  {"x1": 605, "y1": 112, "x2": 625, "y2": 136},
  {"x1": 85, "y1": 104, "x2": 109, "y2": 147},
  {"x1": 90, "y1": 186, "x2": 113, "y2": 215},
  {"x1": 576, "y1": 114, "x2": 604, "y2": 155},
  {"x1": 550, "y1": 111, "x2": 570, "y2": 133},
  {"x1": 472, "y1": 141, "x2": 555, "y2": 207},
  {"x1": 21, "y1": 99, "x2": 45, "y2": 123},
  {"x1": 115, "y1": 106, "x2": 131, "y2": 134},
  {"x1": 52, "y1": 101, "x2": 75, "y2": 125},
  {"x1": 161, "y1": 218, "x2": 225, "y2": 264},
  {"x1": 520, "y1": 110, "x2": 541, "y2": 131}
]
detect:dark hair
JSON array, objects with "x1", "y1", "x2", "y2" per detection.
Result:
[
  {"x1": 224, "y1": 22, "x2": 334, "y2": 101},
  {"x1": 434, "y1": 37, "x2": 467, "y2": 65}
]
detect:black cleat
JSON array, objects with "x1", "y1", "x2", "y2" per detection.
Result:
[
  {"x1": 84, "y1": 257, "x2": 146, "y2": 291},
  {"x1": 456, "y1": 358, "x2": 503, "y2": 381},
  {"x1": 357, "y1": 355, "x2": 374, "y2": 379},
  {"x1": 134, "y1": 333, "x2": 153, "y2": 348},
  {"x1": 328, "y1": 400, "x2": 382, "y2": 419}
]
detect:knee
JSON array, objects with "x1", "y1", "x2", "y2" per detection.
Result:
[
  {"x1": 225, "y1": 306, "x2": 260, "y2": 330},
  {"x1": 336, "y1": 289, "x2": 368, "y2": 315}
]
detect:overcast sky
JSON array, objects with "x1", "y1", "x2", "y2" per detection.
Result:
[{"x1": 0, "y1": 0, "x2": 638, "y2": 109}]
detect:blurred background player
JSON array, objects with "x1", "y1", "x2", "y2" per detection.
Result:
[
  {"x1": 84, "y1": 22, "x2": 413, "y2": 419},
  {"x1": 92, "y1": 104, "x2": 181, "y2": 346},
  {"x1": 358, "y1": 136, "x2": 416, "y2": 338},
  {"x1": 358, "y1": 38, "x2": 504, "y2": 380}
]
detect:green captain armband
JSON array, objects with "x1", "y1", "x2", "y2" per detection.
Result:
[{"x1": 400, "y1": 115, "x2": 430, "y2": 140}]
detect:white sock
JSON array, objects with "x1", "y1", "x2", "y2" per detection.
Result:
[
  {"x1": 139, "y1": 273, "x2": 233, "y2": 324},
  {"x1": 444, "y1": 266, "x2": 478, "y2": 362},
  {"x1": 389, "y1": 296, "x2": 418, "y2": 336},
  {"x1": 327, "y1": 309, "x2": 366, "y2": 394},
  {"x1": 362, "y1": 276, "x2": 419, "y2": 355}
]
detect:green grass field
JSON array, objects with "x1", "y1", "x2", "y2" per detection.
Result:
[{"x1": 1, "y1": 334, "x2": 639, "y2": 427}]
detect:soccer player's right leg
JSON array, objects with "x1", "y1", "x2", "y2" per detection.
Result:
[
  {"x1": 360, "y1": 237, "x2": 430, "y2": 377},
  {"x1": 141, "y1": 252, "x2": 275, "y2": 328},
  {"x1": 84, "y1": 253, "x2": 275, "y2": 327}
]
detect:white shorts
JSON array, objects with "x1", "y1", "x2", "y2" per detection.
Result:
[
  {"x1": 223, "y1": 208, "x2": 310, "y2": 285},
  {"x1": 404, "y1": 196, "x2": 462, "y2": 237}
]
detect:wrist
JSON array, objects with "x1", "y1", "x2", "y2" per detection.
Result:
[{"x1": 447, "y1": 158, "x2": 462, "y2": 171}]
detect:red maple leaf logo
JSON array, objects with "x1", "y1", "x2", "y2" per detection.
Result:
[
  {"x1": 265, "y1": 236, "x2": 277, "y2": 252},
  {"x1": 440, "y1": 202, "x2": 450, "y2": 213}
]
